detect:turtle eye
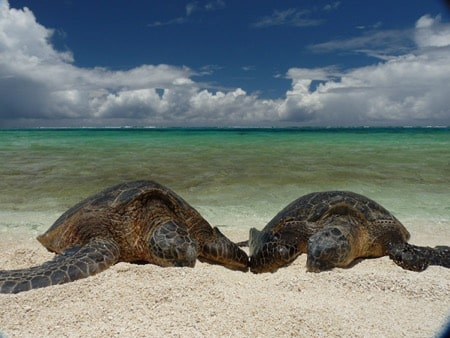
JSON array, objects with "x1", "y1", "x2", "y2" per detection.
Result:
[
  {"x1": 272, "y1": 233, "x2": 280, "y2": 241},
  {"x1": 278, "y1": 246, "x2": 292, "y2": 260}
]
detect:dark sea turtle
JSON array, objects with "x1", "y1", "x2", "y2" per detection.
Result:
[
  {"x1": 0, "y1": 180, "x2": 248, "y2": 293},
  {"x1": 247, "y1": 191, "x2": 450, "y2": 273}
]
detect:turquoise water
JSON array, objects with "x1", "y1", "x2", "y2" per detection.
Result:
[{"x1": 0, "y1": 128, "x2": 449, "y2": 234}]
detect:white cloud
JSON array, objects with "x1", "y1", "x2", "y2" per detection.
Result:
[
  {"x1": 323, "y1": 2, "x2": 341, "y2": 12},
  {"x1": 147, "y1": 17, "x2": 189, "y2": 28},
  {"x1": 0, "y1": 2, "x2": 72, "y2": 63},
  {"x1": 282, "y1": 40, "x2": 450, "y2": 125},
  {"x1": 414, "y1": 14, "x2": 450, "y2": 48},
  {"x1": 277, "y1": 14, "x2": 450, "y2": 126},
  {"x1": 308, "y1": 29, "x2": 414, "y2": 58},
  {"x1": 0, "y1": 0, "x2": 278, "y2": 127},
  {"x1": 149, "y1": 0, "x2": 226, "y2": 27},
  {"x1": 253, "y1": 3, "x2": 342, "y2": 29},
  {"x1": 0, "y1": 2, "x2": 449, "y2": 127}
]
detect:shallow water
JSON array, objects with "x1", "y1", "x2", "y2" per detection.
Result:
[{"x1": 0, "y1": 128, "x2": 449, "y2": 237}]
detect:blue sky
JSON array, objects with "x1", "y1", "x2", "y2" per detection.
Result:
[{"x1": 1, "y1": 0, "x2": 450, "y2": 127}]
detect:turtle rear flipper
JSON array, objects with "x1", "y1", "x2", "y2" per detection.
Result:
[
  {"x1": 388, "y1": 242, "x2": 450, "y2": 271},
  {"x1": 0, "y1": 238, "x2": 120, "y2": 294},
  {"x1": 199, "y1": 227, "x2": 249, "y2": 272}
]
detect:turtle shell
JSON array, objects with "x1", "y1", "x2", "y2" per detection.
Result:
[{"x1": 37, "y1": 180, "x2": 199, "y2": 251}]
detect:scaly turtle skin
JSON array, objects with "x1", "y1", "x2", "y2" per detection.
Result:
[
  {"x1": 0, "y1": 180, "x2": 248, "y2": 293},
  {"x1": 248, "y1": 191, "x2": 450, "y2": 273}
]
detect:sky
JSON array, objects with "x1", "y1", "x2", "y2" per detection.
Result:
[{"x1": 1, "y1": 0, "x2": 450, "y2": 128}]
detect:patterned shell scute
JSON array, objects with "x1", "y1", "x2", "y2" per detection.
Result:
[
  {"x1": 43, "y1": 180, "x2": 166, "y2": 234},
  {"x1": 264, "y1": 191, "x2": 397, "y2": 232}
]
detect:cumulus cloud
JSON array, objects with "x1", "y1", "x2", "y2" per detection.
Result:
[
  {"x1": 282, "y1": 44, "x2": 450, "y2": 125},
  {"x1": 0, "y1": 1, "x2": 449, "y2": 127},
  {"x1": 0, "y1": 0, "x2": 277, "y2": 127},
  {"x1": 414, "y1": 14, "x2": 450, "y2": 48},
  {"x1": 281, "y1": 14, "x2": 450, "y2": 126}
]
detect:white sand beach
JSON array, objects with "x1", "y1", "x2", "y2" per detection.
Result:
[{"x1": 1, "y1": 228, "x2": 449, "y2": 338}]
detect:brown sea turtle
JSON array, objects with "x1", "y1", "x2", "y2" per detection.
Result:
[
  {"x1": 247, "y1": 191, "x2": 450, "y2": 273},
  {"x1": 0, "y1": 180, "x2": 248, "y2": 293}
]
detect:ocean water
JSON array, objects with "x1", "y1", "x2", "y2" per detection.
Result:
[{"x1": 0, "y1": 128, "x2": 449, "y2": 240}]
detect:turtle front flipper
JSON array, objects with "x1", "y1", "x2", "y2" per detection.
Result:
[
  {"x1": 199, "y1": 227, "x2": 249, "y2": 272},
  {"x1": 388, "y1": 242, "x2": 450, "y2": 271},
  {"x1": 148, "y1": 221, "x2": 198, "y2": 268},
  {"x1": 0, "y1": 237, "x2": 120, "y2": 294}
]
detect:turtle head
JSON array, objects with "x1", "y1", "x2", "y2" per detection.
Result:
[
  {"x1": 249, "y1": 227, "x2": 300, "y2": 273},
  {"x1": 306, "y1": 226, "x2": 351, "y2": 272},
  {"x1": 199, "y1": 227, "x2": 249, "y2": 272}
]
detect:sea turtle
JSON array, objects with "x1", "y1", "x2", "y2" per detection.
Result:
[
  {"x1": 247, "y1": 191, "x2": 450, "y2": 273},
  {"x1": 0, "y1": 180, "x2": 248, "y2": 293}
]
